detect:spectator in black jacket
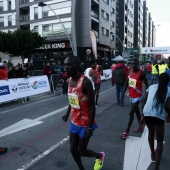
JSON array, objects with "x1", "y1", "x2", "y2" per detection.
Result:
[{"x1": 8, "y1": 65, "x2": 20, "y2": 79}]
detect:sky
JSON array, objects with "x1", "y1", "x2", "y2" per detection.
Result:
[{"x1": 146, "y1": 0, "x2": 170, "y2": 47}]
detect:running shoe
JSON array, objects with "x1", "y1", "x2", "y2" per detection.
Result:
[
  {"x1": 151, "y1": 150, "x2": 156, "y2": 162},
  {"x1": 134, "y1": 125, "x2": 144, "y2": 133},
  {"x1": 0, "y1": 147, "x2": 8, "y2": 154},
  {"x1": 120, "y1": 132, "x2": 129, "y2": 139},
  {"x1": 94, "y1": 152, "x2": 105, "y2": 170}
]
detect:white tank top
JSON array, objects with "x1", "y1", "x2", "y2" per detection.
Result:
[{"x1": 84, "y1": 68, "x2": 95, "y2": 90}]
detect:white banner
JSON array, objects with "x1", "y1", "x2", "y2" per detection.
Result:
[
  {"x1": 101, "y1": 69, "x2": 112, "y2": 80},
  {"x1": 0, "y1": 76, "x2": 50, "y2": 103},
  {"x1": 141, "y1": 46, "x2": 170, "y2": 54}
]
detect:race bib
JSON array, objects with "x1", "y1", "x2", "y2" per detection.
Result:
[
  {"x1": 129, "y1": 78, "x2": 137, "y2": 88},
  {"x1": 68, "y1": 93, "x2": 80, "y2": 109}
]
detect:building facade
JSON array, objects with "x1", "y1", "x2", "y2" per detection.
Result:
[{"x1": 0, "y1": 0, "x2": 156, "y2": 64}]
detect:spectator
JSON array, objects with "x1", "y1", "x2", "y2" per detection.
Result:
[
  {"x1": 112, "y1": 60, "x2": 128, "y2": 107},
  {"x1": 0, "y1": 61, "x2": 8, "y2": 80},
  {"x1": 43, "y1": 63, "x2": 51, "y2": 79},
  {"x1": 19, "y1": 64, "x2": 30, "y2": 78},
  {"x1": 61, "y1": 69, "x2": 68, "y2": 94},
  {"x1": 8, "y1": 65, "x2": 20, "y2": 79}
]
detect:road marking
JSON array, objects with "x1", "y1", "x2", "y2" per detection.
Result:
[
  {"x1": 123, "y1": 127, "x2": 165, "y2": 170},
  {"x1": 0, "y1": 119, "x2": 42, "y2": 138},
  {"x1": 17, "y1": 136, "x2": 69, "y2": 170}
]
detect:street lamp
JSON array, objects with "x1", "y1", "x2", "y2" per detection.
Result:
[
  {"x1": 38, "y1": 2, "x2": 77, "y2": 56},
  {"x1": 110, "y1": 32, "x2": 125, "y2": 53}
]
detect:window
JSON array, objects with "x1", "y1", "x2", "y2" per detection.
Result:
[
  {"x1": 8, "y1": 0, "x2": 11, "y2": 10},
  {"x1": 32, "y1": 26, "x2": 38, "y2": 32},
  {"x1": 101, "y1": 10, "x2": 109, "y2": 20},
  {"x1": 111, "y1": 8, "x2": 114, "y2": 14},
  {"x1": 0, "y1": 16, "x2": 4, "y2": 27},
  {"x1": 111, "y1": 21, "x2": 114, "y2": 27},
  {"x1": 42, "y1": 21, "x2": 71, "y2": 37},
  {"x1": 0, "y1": 1, "x2": 3, "y2": 12},
  {"x1": 43, "y1": 24, "x2": 52, "y2": 32},
  {"x1": 101, "y1": 27, "x2": 109, "y2": 36},
  {"x1": 111, "y1": 34, "x2": 114, "y2": 41},
  {"x1": 34, "y1": 7, "x2": 38, "y2": 19},
  {"x1": 8, "y1": 15, "x2": 12, "y2": 26}
]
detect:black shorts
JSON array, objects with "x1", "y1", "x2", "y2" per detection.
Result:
[{"x1": 144, "y1": 116, "x2": 164, "y2": 126}]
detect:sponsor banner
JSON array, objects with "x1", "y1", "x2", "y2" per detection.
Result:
[
  {"x1": 101, "y1": 69, "x2": 112, "y2": 80},
  {"x1": 142, "y1": 47, "x2": 170, "y2": 54},
  {"x1": 0, "y1": 76, "x2": 50, "y2": 103},
  {"x1": 90, "y1": 31, "x2": 97, "y2": 59}
]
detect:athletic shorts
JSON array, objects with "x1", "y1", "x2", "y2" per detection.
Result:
[
  {"x1": 70, "y1": 122, "x2": 98, "y2": 138},
  {"x1": 95, "y1": 83, "x2": 101, "y2": 88},
  {"x1": 144, "y1": 116, "x2": 164, "y2": 126},
  {"x1": 129, "y1": 96, "x2": 143, "y2": 103}
]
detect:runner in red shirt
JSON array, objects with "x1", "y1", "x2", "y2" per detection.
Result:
[
  {"x1": 120, "y1": 59, "x2": 148, "y2": 139},
  {"x1": 94, "y1": 61, "x2": 103, "y2": 106},
  {"x1": 62, "y1": 56, "x2": 105, "y2": 170}
]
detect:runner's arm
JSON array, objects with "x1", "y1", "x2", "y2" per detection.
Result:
[
  {"x1": 122, "y1": 77, "x2": 129, "y2": 96},
  {"x1": 141, "y1": 92, "x2": 148, "y2": 116},
  {"x1": 140, "y1": 71, "x2": 149, "y2": 90}
]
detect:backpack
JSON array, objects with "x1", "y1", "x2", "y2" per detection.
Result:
[{"x1": 113, "y1": 68, "x2": 125, "y2": 84}]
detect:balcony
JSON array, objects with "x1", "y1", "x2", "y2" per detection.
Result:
[
  {"x1": 91, "y1": 11, "x2": 99, "y2": 19},
  {"x1": 20, "y1": 0, "x2": 29, "y2": 5},
  {"x1": 20, "y1": 14, "x2": 30, "y2": 22}
]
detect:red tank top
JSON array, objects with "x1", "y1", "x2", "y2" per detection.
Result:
[
  {"x1": 68, "y1": 75, "x2": 96, "y2": 127},
  {"x1": 95, "y1": 65, "x2": 101, "y2": 83},
  {"x1": 128, "y1": 69, "x2": 142, "y2": 98}
]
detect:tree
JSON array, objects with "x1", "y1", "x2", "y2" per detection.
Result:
[{"x1": 0, "y1": 29, "x2": 46, "y2": 62}]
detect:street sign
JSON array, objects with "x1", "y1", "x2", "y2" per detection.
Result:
[{"x1": 127, "y1": 48, "x2": 140, "y2": 55}]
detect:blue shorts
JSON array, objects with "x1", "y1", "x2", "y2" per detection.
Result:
[
  {"x1": 70, "y1": 122, "x2": 98, "y2": 138},
  {"x1": 129, "y1": 96, "x2": 143, "y2": 103}
]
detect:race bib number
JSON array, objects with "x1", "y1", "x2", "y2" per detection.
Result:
[
  {"x1": 129, "y1": 78, "x2": 137, "y2": 88},
  {"x1": 68, "y1": 93, "x2": 80, "y2": 109}
]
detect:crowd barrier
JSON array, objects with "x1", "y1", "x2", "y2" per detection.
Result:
[
  {"x1": 50, "y1": 74, "x2": 63, "y2": 95},
  {"x1": 0, "y1": 75, "x2": 50, "y2": 103}
]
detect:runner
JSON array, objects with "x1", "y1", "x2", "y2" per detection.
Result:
[
  {"x1": 62, "y1": 56, "x2": 105, "y2": 170},
  {"x1": 84, "y1": 60, "x2": 98, "y2": 94},
  {"x1": 120, "y1": 58, "x2": 149, "y2": 139},
  {"x1": 94, "y1": 60, "x2": 103, "y2": 106},
  {"x1": 141, "y1": 73, "x2": 170, "y2": 169}
]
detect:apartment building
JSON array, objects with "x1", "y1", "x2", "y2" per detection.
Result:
[
  {"x1": 133, "y1": 0, "x2": 143, "y2": 48},
  {"x1": 0, "y1": 0, "x2": 121, "y2": 64},
  {"x1": 118, "y1": 0, "x2": 134, "y2": 53}
]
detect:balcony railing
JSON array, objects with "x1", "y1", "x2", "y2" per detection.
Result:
[
  {"x1": 91, "y1": 11, "x2": 99, "y2": 19},
  {"x1": 20, "y1": 0, "x2": 29, "y2": 5},
  {"x1": 20, "y1": 14, "x2": 30, "y2": 22},
  {"x1": 42, "y1": 28, "x2": 71, "y2": 37}
]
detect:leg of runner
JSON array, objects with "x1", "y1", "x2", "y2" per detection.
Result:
[
  {"x1": 126, "y1": 101, "x2": 140, "y2": 133},
  {"x1": 70, "y1": 133, "x2": 85, "y2": 170},
  {"x1": 95, "y1": 83, "x2": 101, "y2": 106},
  {"x1": 155, "y1": 124, "x2": 164, "y2": 169}
]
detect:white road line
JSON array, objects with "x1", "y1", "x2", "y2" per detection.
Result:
[
  {"x1": 0, "y1": 119, "x2": 43, "y2": 138},
  {"x1": 17, "y1": 136, "x2": 69, "y2": 170}
]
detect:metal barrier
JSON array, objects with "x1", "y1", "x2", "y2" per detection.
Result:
[{"x1": 50, "y1": 74, "x2": 63, "y2": 95}]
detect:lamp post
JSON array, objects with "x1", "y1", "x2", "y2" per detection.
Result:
[
  {"x1": 110, "y1": 32, "x2": 125, "y2": 53},
  {"x1": 38, "y1": 2, "x2": 77, "y2": 56}
]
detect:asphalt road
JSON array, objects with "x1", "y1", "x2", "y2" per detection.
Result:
[{"x1": 0, "y1": 80, "x2": 170, "y2": 170}]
